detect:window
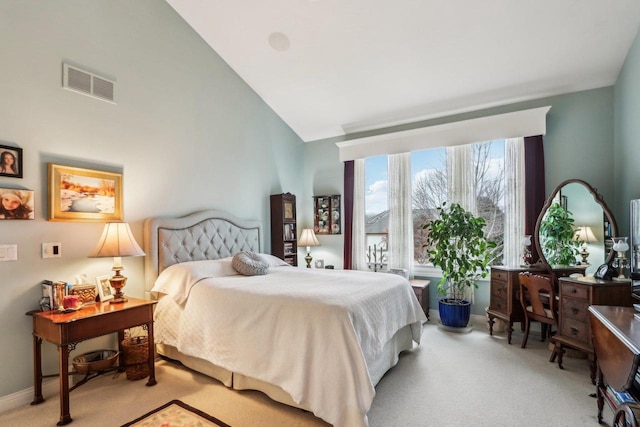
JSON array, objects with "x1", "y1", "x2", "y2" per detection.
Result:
[{"x1": 364, "y1": 139, "x2": 509, "y2": 272}]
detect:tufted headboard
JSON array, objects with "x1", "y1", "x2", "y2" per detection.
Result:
[{"x1": 143, "y1": 209, "x2": 262, "y2": 295}]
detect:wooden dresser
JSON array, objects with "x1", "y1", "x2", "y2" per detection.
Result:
[
  {"x1": 554, "y1": 277, "x2": 633, "y2": 384},
  {"x1": 487, "y1": 265, "x2": 587, "y2": 344}
]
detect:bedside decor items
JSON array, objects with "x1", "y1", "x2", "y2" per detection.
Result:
[
  {"x1": 48, "y1": 163, "x2": 122, "y2": 222},
  {"x1": 89, "y1": 222, "x2": 145, "y2": 303},
  {"x1": 611, "y1": 237, "x2": 631, "y2": 281},
  {"x1": 95, "y1": 274, "x2": 114, "y2": 302},
  {"x1": 423, "y1": 202, "x2": 496, "y2": 329},
  {"x1": 298, "y1": 228, "x2": 320, "y2": 268},
  {"x1": 0, "y1": 188, "x2": 34, "y2": 219},
  {"x1": 0, "y1": 145, "x2": 23, "y2": 178},
  {"x1": 313, "y1": 195, "x2": 341, "y2": 234}
]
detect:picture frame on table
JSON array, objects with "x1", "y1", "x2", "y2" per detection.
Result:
[
  {"x1": 0, "y1": 145, "x2": 23, "y2": 178},
  {"x1": 0, "y1": 187, "x2": 34, "y2": 220},
  {"x1": 96, "y1": 275, "x2": 114, "y2": 302},
  {"x1": 48, "y1": 164, "x2": 123, "y2": 222}
]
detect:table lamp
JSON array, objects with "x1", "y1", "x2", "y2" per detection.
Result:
[
  {"x1": 298, "y1": 228, "x2": 320, "y2": 268},
  {"x1": 574, "y1": 226, "x2": 597, "y2": 264},
  {"x1": 89, "y1": 222, "x2": 145, "y2": 303}
]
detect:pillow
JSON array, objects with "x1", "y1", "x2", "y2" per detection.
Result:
[
  {"x1": 151, "y1": 258, "x2": 237, "y2": 304},
  {"x1": 232, "y1": 251, "x2": 270, "y2": 276},
  {"x1": 257, "y1": 253, "x2": 292, "y2": 267}
]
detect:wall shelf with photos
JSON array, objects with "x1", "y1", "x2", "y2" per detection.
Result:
[{"x1": 314, "y1": 195, "x2": 341, "y2": 235}]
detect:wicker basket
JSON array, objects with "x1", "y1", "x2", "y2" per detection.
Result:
[
  {"x1": 121, "y1": 336, "x2": 149, "y2": 380},
  {"x1": 72, "y1": 349, "x2": 119, "y2": 374}
]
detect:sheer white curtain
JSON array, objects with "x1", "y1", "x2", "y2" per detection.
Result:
[
  {"x1": 446, "y1": 144, "x2": 476, "y2": 213},
  {"x1": 503, "y1": 138, "x2": 526, "y2": 267},
  {"x1": 352, "y1": 159, "x2": 367, "y2": 270},
  {"x1": 445, "y1": 144, "x2": 476, "y2": 301},
  {"x1": 387, "y1": 153, "x2": 414, "y2": 277}
]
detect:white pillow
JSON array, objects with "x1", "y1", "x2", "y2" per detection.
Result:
[
  {"x1": 232, "y1": 251, "x2": 269, "y2": 276},
  {"x1": 258, "y1": 253, "x2": 292, "y2": 267},
  {"x1": 151, "y1": 258, "x2": 237, "y2": 304}
]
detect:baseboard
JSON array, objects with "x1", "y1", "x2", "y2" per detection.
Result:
[{"x1": 0, "y1": 378, "x2": 58, "y2": 414}]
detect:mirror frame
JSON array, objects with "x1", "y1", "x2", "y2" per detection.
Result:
[{"x1": 533, "y1": 178, "x2": 617, "y2": 268}]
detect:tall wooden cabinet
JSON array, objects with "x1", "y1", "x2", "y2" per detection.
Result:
[{"x1": 270, "y1": 193, "x2": 298, "y2": 266}]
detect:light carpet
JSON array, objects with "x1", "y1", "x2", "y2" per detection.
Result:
[{"x1": 0, "y1": 321, "x2": 616, "y2": 426}]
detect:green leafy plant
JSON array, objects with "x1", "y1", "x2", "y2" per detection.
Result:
[
  {"x1": 423, "y1": 202, "x2": 497, "y2": 302},
  {"x1": 539, "y1": 202, "x2": 579, "y2": 266}
]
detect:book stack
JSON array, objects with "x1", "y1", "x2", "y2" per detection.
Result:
[{"x1": 603, "y1": 384, "x2": 640, "y2": 423}]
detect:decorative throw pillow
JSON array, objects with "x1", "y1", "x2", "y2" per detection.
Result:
[{"x1": 232, "y1": 251, "x2": 269, "y2": 276}]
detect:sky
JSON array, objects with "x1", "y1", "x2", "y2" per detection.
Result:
[{"x1": 365, "y1": 140, "x2": 505, "y2": 215}]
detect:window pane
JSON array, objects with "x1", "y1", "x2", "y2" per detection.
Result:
[{"x1": 365, "y1": 155, "x2": 388, "y2": 268}]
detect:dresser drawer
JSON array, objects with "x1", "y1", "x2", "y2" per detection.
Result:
[
  {"x1": 560, "y1": 283, "x2": 588, "y2": 300},
  {"x1": 560, "y1": 317, "x2": 589, "y2": 343},
  {"x1": 490, "y1": 295, "x2": 508, "y2": 315},
  {"x1": 561, "y1": 298, "x2": 589, "y2": 321},
  {"x1": 491, "y1": 269, "x2": 509, "y2": 282},
  {"x1": 491, "y1": 280, "x2": 508, "y2": 298}
]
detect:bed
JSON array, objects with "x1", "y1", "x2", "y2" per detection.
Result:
[{"x1": 143, "y1": 209, "x2": 426, "y2": 427}]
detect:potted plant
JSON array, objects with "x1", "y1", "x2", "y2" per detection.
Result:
[
  {"x1": 423, "y1": 202, "x2": 496, "y2": 328},
  {"x1": 538, "y1": 202, "x2": 579, "y2": 266}
]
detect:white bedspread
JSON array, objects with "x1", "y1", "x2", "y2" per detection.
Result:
[{"x1": 152, "y1": 260, "x2": 426, "y2": 427}]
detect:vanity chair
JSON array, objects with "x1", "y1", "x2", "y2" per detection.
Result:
[{"x1": 518, "y1": 272, "x2": 558, "y2": 356}]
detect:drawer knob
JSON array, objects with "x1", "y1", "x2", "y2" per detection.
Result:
[
  {"x1": 571, "y1": 308, "x2": 579, "y2": 315},
  {"x1": 570, "y1": 289, "x2": 577, "y2": 293},
  {"x1": 570, "y1": 327, "x2": 579, "y2": 335}
]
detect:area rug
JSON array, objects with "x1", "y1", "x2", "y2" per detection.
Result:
[{"x1": 122, "y1": 399, "x2": 231, "y2": 427}]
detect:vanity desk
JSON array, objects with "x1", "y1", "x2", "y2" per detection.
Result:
[
  {"x1": 554, "y1": 276, "x2": 633, "y2": 384},
  {"x1": 487, "y1": 264, "x2": 587, "y2": 344}
]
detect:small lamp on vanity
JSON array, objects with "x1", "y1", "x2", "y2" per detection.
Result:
[
  {"x1": 299, "y1": 228, "x2": 320, "y2": 268},
  {"x1": 574, "y1": 226, "x2": 597, "y2": 264},
  {"x1": 89, "y1": 222, "x2": 145, "y2": 303}
]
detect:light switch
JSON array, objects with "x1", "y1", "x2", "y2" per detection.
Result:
[
  {"x1": 0, "y1": 244, "x2": 18, "y2": 261},
  {"x1": 42, "y1": 243, "x2": 62, "y2": 259}
]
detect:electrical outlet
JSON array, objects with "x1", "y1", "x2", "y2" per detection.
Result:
[{"x1": 42, "y1": 243, "x2": 62, "y2": 259}]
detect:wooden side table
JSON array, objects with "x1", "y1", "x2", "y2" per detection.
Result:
[
  {"x1": 30, "y1": 298, "x2": 157, "y2": 425},
  {"x1": 409, "y1": 279, "x2": 430, "y2": 320}
]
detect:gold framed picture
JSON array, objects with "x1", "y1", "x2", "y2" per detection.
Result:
[
  {"x1": 48, "y1": 164, "x2": 122, "y2": 222},
  {"x1": 284, "y1": 201, "x2": 293, "y2": 219},
  {"x1": 96, "y1": 274, "x2": 113, "y2": 302}
]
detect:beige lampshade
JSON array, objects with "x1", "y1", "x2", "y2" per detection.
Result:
[
  {"x1": 299, "y1": 228, "x2": 320, "y2": 247},
  {"x1": 574, "y1": 226, "x2": 597, "y2": 243},
  {"x1": 89, "y1": 222, "x2": 145, "y2": 259}
]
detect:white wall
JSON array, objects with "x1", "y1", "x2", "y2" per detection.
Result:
[{"x1": 0, "y1": 0, "x2": 304, "y2": 398}]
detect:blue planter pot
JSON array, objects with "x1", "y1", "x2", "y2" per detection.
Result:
[{"x1": 438, "y1": 298, "x2": 471, "y2": 328}]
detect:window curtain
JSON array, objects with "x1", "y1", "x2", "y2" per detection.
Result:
[
  {"x1": 524, "y1": 135, "x2": 545, "y2": 264},
  {"x1": 343, "y1": 161, "x2": 354, "y2": 270},
  {"x1": 351, "y1": 159, "x2": 367, "y2": 270},
  {"x1": 387, "y1": 153, "x2": 414, "y2": 277},
  {"x1": 503, "y1": 138, "x2": 526, "y2": 267},
  {"x1": 446, "y1": 144, "x2": 476, "y2": 213}
]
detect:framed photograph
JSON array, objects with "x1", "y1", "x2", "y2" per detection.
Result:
[
  {"x1": 0, "y1": 188, "x2": 34, "y2": 219},
  {"x1": 48, "y1": 164, "x2": 122, "y2": 222},
  {"x1": 284, "y1": 201, "x2": 294, "y2": 219},
  {"x1": 96, "y1": 275, "x2": 113, "y2": 302},
  {"x1": 0, "y1": 145, "x2": 23, "y2": 178},
  {"x1": 314, "y1": 259, "x2": 324, "y2": 269}
]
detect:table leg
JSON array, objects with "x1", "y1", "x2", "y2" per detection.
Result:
[
  {"x1": 31, "y1": 335, "x2": 44, "y2": 405},
  {"x1": 487, "y1": 314, "x2": 495, "y2": 336},
  {"x1": 146, "y1": 320, "x2": 157, "y2": 387},
  {"x1": 57, "y1": 345, "x2": 72, "y2": 426}
]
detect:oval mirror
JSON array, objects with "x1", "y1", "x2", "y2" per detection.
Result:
[{"x1": 534, "y1": 179, "x2": 617, "y2": 275}]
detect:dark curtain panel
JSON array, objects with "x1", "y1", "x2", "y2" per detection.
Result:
[
  {"x1": 343, "y1": 160, "x2": 354, "y2": 269},
  {"x1": 524, "y1": 135, "x2": 545, "y2": 263}
]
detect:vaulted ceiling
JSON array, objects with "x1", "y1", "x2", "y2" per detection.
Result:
[{"x1": 167, "y1": 0, "x2": 640, "y2": 142}]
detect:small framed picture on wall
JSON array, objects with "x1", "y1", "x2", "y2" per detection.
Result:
[
  {"x1": 0, "y1": 145, "x2": 23, "y2": 178},
  {"x1": 0, "y1": 188, "x2": 34, "y2": 220}
]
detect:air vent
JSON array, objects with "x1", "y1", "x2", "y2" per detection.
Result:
[{"x1": 62, "y1": 63, "x2": 116, "y2": 103}]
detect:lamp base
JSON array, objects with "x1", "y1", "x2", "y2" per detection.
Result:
[
  {"x1": 109, "y1": 271, "x2": 128, "y2": 304},
  {"x1": 305, "y1": 253, "x2": 312, "y2": 268}
]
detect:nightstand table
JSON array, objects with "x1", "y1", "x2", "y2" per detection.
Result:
[
  {"x1": 30, "y1": 298, "x2": 157, "y2": 425},
  {"x1": 409, "y1": 279, "x2": 430, "y2": 320}
]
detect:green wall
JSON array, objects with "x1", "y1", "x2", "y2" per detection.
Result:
[{"x1": 0, "y1": 0, "x2": 303, "y2": 399}]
